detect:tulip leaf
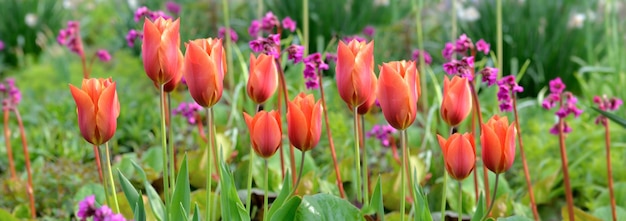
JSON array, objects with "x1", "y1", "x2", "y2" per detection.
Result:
[
  {"x1": 267, "y1": 172, "x2": 292, "y2": 218},
  {"x1": 132, "y1": 161, "x2": 165, "y2": 221},
  {"x1": 496, "y1": 215, "x2": 533, "y2": 221},
  {"x1": 270, "y1": 196, "x2": 302, "y2": 221},
  {"x1": 592, "y1": 107, "x2": 626, "y2": 128},
  {"x1": 219, "y1": 149, "x2": 250, "y2": 221},
  {"x1": 412, "y1": 169, "x2": 432, "y2": 221},
  {"x1": 117, "y1": 169, "x2": 140, "y2": 213},
  {"x1": 470, "y1": 193, "x2": 485, "y2": 221},
  {"x1": 171, "y1": 155, "x2": 191, "y2": 220},
  {"x1": 191, "y1": 203, "x2": 201, "y2": 221},
  {"x1": 561, "y1": 206, "x2": 602, "y2": 221},
  {"x1": 370, "y1": 176, "x2": 385, "y2": 220},
  {"x1": 134, "y1": 193, "x2": 147, "y2": 221},
  {"x1": 295, "y1": 193, "x2": 361, "y2": 220}
]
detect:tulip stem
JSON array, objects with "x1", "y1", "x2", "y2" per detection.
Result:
[
  {"x1": 93, "y1": 144, "x2": 104, "y2": 184},
  {"x1": 359, "y1": 115, "x2": 370, "y2": 204},
  {"x1": 511, "y1": 96, "x2": 540, "y2": 220},
  {"x1": 558, "y1": 117, "x2": 575, "y2": 221},
  {"x1": 104, "y1": 142, "x2": 120, "y2": 213},
  {"x1": 352, "y1": 107, "x2": 363, "y2": 204},
  {"x1": 3, "y1": 110, "x2": 17, "y2": 179},
  {"x1": 604, "y1": 121, "x2": 618, "y2": 221},
  {"x1": 167, "y1": 93, "x2": 176, "y2": 194},
  {"x1": 97, "y1": 145, "x2": 112, "y2": 208},
  {"x1": 440, "y1": 171, "x2": 448, "y2": 221},
  {"x1": 263, "y1": 159, "x2": 269, "y2": 221},
  {"x1": 482, "y1": 173, "x2": 499, "y2": 220},
  {"x1": 458, "y1": 181, "x2": 462, "y2": 221},
  {"x1": 13, "y1": 109, "x2": 36, "y2": 219},
  {"x1": 317, "y1": 69, "x2": 346, "y2": 198},
  {"x1": 159, "y1": 84, "x2": 171, "y2": 219},
  {"x1": 469, "y1": 83, "x2": 490, "y2": 204},
  {"x1": 276, "y1": 59, "x2": 298, "y2": 187},
  {"x1": 206, "y1": 107, "x2": 215, "y2": 221},
  {"x1": 245, "y1": 148, "x2": 254, "y2": 216},
  {"x1": 292, "y1": 150, "x2": 306, "y2": 195},
  {"x1": 400, "y1": 129, "x2": 408, "y2": 220}
]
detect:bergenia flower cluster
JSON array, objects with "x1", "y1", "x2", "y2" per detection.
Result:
[
  {"x1": 126, "y1": 5, "x2": 175, "y2": 48},
  {"x1": 366, "y1": 124, "x2": 397, "y2": 147},
  {"x1": 496, "y1": 75, "x2": 524, "y2": 112},
  {"x1": 125, "y1": 30, "x2": 143, "y2": 48},
  {"x1": 0, "y1": 40, "x2": 5, "y2": 51},
  {"x1": 542, "y1": 77, "x2": 583, "y2": 134},
  {"x1": 248, "y1": 12, "x2": 296, "y2": 38},
  {"x1": 76, "y1": 195, "x2": 127, "y2": 221},
  {"x1": 342, "y1": 26, "x2": 375, "y2": 43},
  {"x1": 57, "y1": 21, "x2": 84, "y2": 56},
  {"x1": 593, "y1": 95, "x2": 623, "y2": 125},
  {"x1": 134, "y1": 6, "x2": 171, "y2": 22},
  {"x1": 441, "y1": 34, "x2": 495, "y2": 82},
  {"x1": 0, "y1": 78, "x2": 22, "y2": 111},
  {"x1": 173, "y1": 102, "x2": 203, "y2": 125},
  {"x1": 249, "y1": 34, "x2": 281, "y2": 58},
  {"x1": 411, "y1": 49, "x2": 433, "y2": 66},
  {"x1": 96, "y1": 50, "x2": 111, "y2": 62},
  {"x1": 302, "y1": 53, "x2": 329, "y2": 90},
  {"x1": 165, "y1": 1, "x2": 181, "y2": 15},
  {"x1": 218, "y1": 27, "x2": 239, "y2": 43}
]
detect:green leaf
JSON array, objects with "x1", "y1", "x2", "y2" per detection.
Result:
[
  {"x1": 267, "y1": 172, "x2": 292, "y2": 218},
  {"x1": 118, "y1": 170, "x2": 140, "y2": 213},
  {"x1": 0, "y1": 208, "x2": 19, "y2": 221},
  {"x1": 171, "y1": 155, "x2": 191, "y2": 220},
  {"x1": 270, "y1": 196, "x2": 302, "y2": 221},
  {"x1": 134, "y1": 193, "x2": 146, "y2": 221},
  {"x1": 592, "y1": 206, "x2": 626, "y2": 221},
  {"x1": 191, "y1": 203, "x2": 201, "y2": 221},
  {"x1": 132, "y1": 161, "x2": 165, "y2": 221},
  {"x1": 370, "y1": 176, "x2": 385, "y2": 221},
  {"x1": 470, "y1": 193, "x2": 485, "y2": 221},
  {"x1": 412, "y1": 182, "x2": 431, "y2": 221},
  {"x1": 496, "y1": 215, "x2": 534, "y2": 221},
  {"x1": 593, "y1": 107, "x2": 626, "y2": 128},
  {"x1": 219, "y1": 151, "x2": 250, "y2": 221},
  {"x1": 562, "y1": 206, "x2": 602, "y2": 221},
  {"x1": 295, "y1": 193, "x2": 362, "y2": 221},
  {"x1": 179, "y1": 203, "x2": 190, "y2": 221}
]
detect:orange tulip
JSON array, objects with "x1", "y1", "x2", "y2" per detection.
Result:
[
  {"x1": 163, "y1": 50, "x2": 184, "y2": 92},
  {"x1": 247, "y1": 53, "x2": 278, "y2": 104},
  {"x1": 377, "y1": 61, "x2": 420, "y2": 130},
  {"x1": 69, "y1": 78, "x2": 120, "y2": 145},
  {"x1": 335, "y1": 39, "x2": 375, "y2": 109},
  {"x1": 441, "y1": 76, "x2": 472, "y2": 126},
  {"x1": 243, "y1": 110, "x2": 282, "y2": 158},
  {"x1": 481, "y1": 115, "x2": 516, "y2": 174},
  {"x1": 183, "y1": 38, "x2": 227, "y2": 108},
  {"x1": 287, "y1": 93, "x2": 322, "y2": 152},
  {"x1": 357, "y1": 76, "x2": 377, "y2": 115},
  {"x1": 437, "y1": 133, "x2": 476, "y2": 181},
  {"x1": 142, "y1": 17, "x2": 181, "y2": 87}
]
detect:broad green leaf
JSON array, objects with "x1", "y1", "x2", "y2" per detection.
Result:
[
  {"x1": 171, "y1": 155, "x2": 191, "y2": 220},
  {"x1": 267, "y1": 172, "x2": 292, "y2": 218},
  {"x1": 561, "y1": 206, "x2": 602, "y2": 221},
  {"x1": 496, "y1": 215, "x2": 534, "y2": 221},
  {"x1": 592, "y1": 206, "x2": 626, "y2": 221},
  {"x1": 191, "y1": 203, "x2": 201, "y2": 221},
  {"x1": 133, "y1": 161, "x2": 165, "y2": 221},
  {"x1": 219, "y1": 152, "x2": 250, "y2": 221},
  {"x1": 134, "y1": 194, "x2": 146, "y2": 221},
  {"x1": 470, "y1": 193, "x2": 485, "y2": 221},
  {"x1": 118, "y1": 170, "x2": 139, "y2": 213},
  {"x1": 73, "y1": 183, "x2": 106, "y2": 207},
  {"x1": 593, "y1": 107, "x2": 626, "y2": 128},
  {"x1": 190, "y1": 190, "x2": 221, "y2": 221},
  {"x1": 0, "y1": 208, "x2": 19, "y2": 221},
  {"x1": 271, "y1": 196, "x2": 302, "y2": 221},
  {"x1": 295, "y1": 193, "x2": 362, "y2": 221},
  {"x1": 370, "y1": 176, "x2": 385, "y2": 221}
]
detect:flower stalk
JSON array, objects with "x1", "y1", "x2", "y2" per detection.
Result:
[
  {"x1": 13, "y1": 109, "x2": 36, "y2": 219},
  {"x1": 400, "y1": 129, "x2": 408, "y2": 220},
  {"x1": 159, "y1": 84, "x2": 171, "y2": 217},
  {"x1": 604, "y1": 122, "x2": 617, "y2": 221},
  {"x1": 353, "y1": 106, "x2": 363, "y2": 204},
  {"x1": 3, "y1": 110, "x2": 17, "y2": 179},
  {"x1": 276, "y1": 58, "x2": 297, "y2": 186},
  {"x1": 558, "y1": 116, "x2": 575, "y2": 221},
  {"x1": 483, "y1": 174, "x2": 500, "y2": 220},
  {"x1": 512, "y1": 96, "x2": 540, "y2": 220},
  {"x1": 469, "y1": 82, "x2": 490, "y2": 203},
  {"x1": 104, "y1": 142, "x2": 120, "y2": 213}
]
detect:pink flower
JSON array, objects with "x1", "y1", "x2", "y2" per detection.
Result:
[
  {"x1": 476, "y1": 39, "x2": 490, "y2": 54},
  {"x1": 363, "y1": 26, "x2": 375, "y2": 37},
  {"x1": 261, "y1": 12, "x2": 279, "y2": 32},
  {"x1": 218, "y1": 27, "x2": 239, "y2": 42},
  {"x1": 282, "y1": 17, "x2": 296, "y2": 32},
  {"x1": 125, "y1": 29, "x2": 142, "y2": 47},
  {"x1": 165, "y1": 1, "x2": 181, "y2": 15},
  {"x1": 0, "y1": 40, "x2": 5, "y2": 51},
  {"x1": 442, "y1": 43, "x2": 455, "y2": 60},
  {"x1": 134, "y1": 6, "x2": 150, "y2": 22},
  {"x1": 96, "y1": 49, "x2": 111, "y2": 62},
  {"x1": 248, "y1": 20, "x2": 261, "y2": 37},
  {"x1": 411, "y1": 49, "x2": 432, "y2": 65}
]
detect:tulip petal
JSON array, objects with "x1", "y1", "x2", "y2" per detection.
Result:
[
  {"x1": 336, "y1": 41, "x2": 357, "y2": 106},
  {"x1": 158, "y1": 19, "x2": 180, "y2": 84},
  {"x1": 253, "y1": 112, "x2": 281, "y2": 158},
  {"x1": 437, "y1": 134, "x2": 448, "y2": 156},
  {"x1": 287, "y1": 101, "x2": 308, "y2": 150},
  {"x1": 96, "y1": 82, "x2": 119, "y2": 144},
  {"x1": 481, "y1": 124, "x2": 504, "y2": 173},
  {"x1": 308, "y1": 100, "x2": 323, "y2": 149},
  {"x1": 378, "y1": 63, "x2": 411, "y2": 130},
  {"x1": 447, "y1": 135, "x2": 475, "y2": 180},
  {"x1": 504, "y1": 122, "x2": 517, "y2": 171},
  {"x1": 184, "y1": 41, "x2": 219, "y2": 107},
  {"x1": 70, "y1": 84, "x2": 98, "y2": 145},
  {"x1": 142, "y1": 18, "x2": 162, "y2": 84}
]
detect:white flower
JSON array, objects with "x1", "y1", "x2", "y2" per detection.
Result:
[
  {"x1": 567, "y1": 13, "x2": 586, "y2": 29},
  {"x1": 458, "y1": 6, "x2": 480, "y2": 22},
  {"x1": 25, "y1": 13, "x2": 38, "y2": 27}
]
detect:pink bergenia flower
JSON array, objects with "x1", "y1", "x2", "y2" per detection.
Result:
[
  {"x1": 442, "y1": 42, "x2": 455, "y2": 60},
  {"x1": 286, "y1": 45, "x2": 304, "y2": 63},
  {"x1": 165, "y1": 1, "x2": 181, "y2": 15},
  {"x1": 411, "y1": 49, "x2": 432, "y2": 65},
  {"x1": 542, "y1": 77, "x2": 582, "y2": 134},
  {"x1": 57, "y1": 21, "x2": 84, "y2": 56},
  {"x1": 302, "y1": 53, "x2": 329, "y2": 90},
  {"x1": 475, "y1": 39, "x2": 490, "y2": 54},
  {"x1": 0, "y1": 40, "x2": 5, "y2": 51},
  {"x1": 363, "y1": 25, "x2": 375, "y2": 37},
  {"x1": 480, "y1": 67, "x2": 498, "y2": 86},
  {"x1": 366, "y1": 124, "x2": 397, "y2": 147},
  {"x1": 281, "y1": 17, "x2": 296, "y2": 32},
  {"x1": 593, "y1": 95, "x2": 623, "y2": 125},
  {"x1": 134, "y1": 6, "x2": 151, "y2": 22},
  {"x1": 96, "y1": 49, "x2": 111, "y2": 62},
  {"x1": 248, "y1": 20, "x2": 261, "y2": 37},
  {"x1": 125, "y1": 29, "x2": 142, "y2": 47},
  {"x1": 496, "y1": 75, "x2": 523, "y2": 112},
  {"x1": 218, "y1": 27, "x2": 239, "y2": 42},
  {"x1": 455, "y1": 34, "x2": 473, "y2": 53},
  {"x1": 261, "y1": 12, "x2": 279, "y2": 32},
  {"x1": 77, "y1": 195, "x2": 97, "y2": 220}
]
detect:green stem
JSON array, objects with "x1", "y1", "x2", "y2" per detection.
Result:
[
  {"x1": 400, "y1": 129, "x2": 407, "y2": 220},
  {"x1": 105, "y1": 142, "x2": 120, "y2": 213},
  {"x1": 458, "y1": 181, "x2": 463, "y2": 221},
  {"x1": 206, "y1": 107, "x2": 214, "y2": 221},
  {"x1": 451, "y1": 0, "x2": 457, "y2": 41},
  {"x1": 98, "y1": 145, "x2": 112, "y2": 208},
  {"x1": 352, "y1": 107, "x2": 362, "y2": 203},
  {"x1": 414, "y1": 0, "x2": 427, "y2": 112},
  {"x1": 263, "y1": 159, "x2": 269, "y2": 221},
  {"x1": 245, "y1": 147, "x2": 254, "y2": 215},
  {"x1": 168, "y1": 93, "x2": 176, "y2": 193},
  {"x1": 292, "y1": 150, "x2": 307, "y2": 196},
  {"x1": 159, "y1": 84, "x2": 170, "y2": 219},
  {"x1": 441, "y1": 172, "x2": 448, "y2": 221},
  {"x1": 210, "y1": 108, "x2": 219, "y2": 221},
  {"x1": 360, "y1": 115, "x2": 369, "y2": 204},
  {"x1": 496, "y1": 0, "x2": 503, "y2": 77},
  {"x1": 257, "y1": 0, "x2": 263, "y2": 18},
  {"x1": 222, "y1": 0, "x2": 234, "y2": 92},
  {"x1": 483, "y1": 174, "x2": 500, "y2": 221},
  {"x1": 303, "y1": 0, "x2": 309, "y2": 55}
]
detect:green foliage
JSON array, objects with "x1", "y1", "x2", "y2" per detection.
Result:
[{"x1": 295, "y1": 193, "x2": 362, "y2": 221}]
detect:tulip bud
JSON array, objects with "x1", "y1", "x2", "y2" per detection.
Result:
[
  {"x1": 287, "y1": 93, "x2": 322, "y2": 152},
  {"x1": 335, "y1": 39, "x2": 375, "y2": 108},
  {"x1": 481, "y1": 115, "x2": 516, "y2": 174},
  {"x1": 183, "y1": 38, "x2": 227, "y2": 108},
  {"x1": 377, "y1": 61, "x2": 420, "y2": 130},
  {"x1": 247, "y1": 53, "x2": 278, "y2": 104},
  {"x1": 357, "y1": 75, "x2": 377, "y2": 115},
  {"x1": 437, "y1": 133, "x2": 475, "y2": 181},
  {"x1": 243, "y1": 110, "x2": 282, "y2": 158},
  {"x1": 441, "y1": 76, "x2": 472, "y2": 126},
  {"x1": 142, "y1": 17, "x2": 181, "y2": 87},
  {"x1": 69, "y1": 78, "x2": 121, "y2": 145},
  {"x1": 163, "y1": 50, "x2": 184, "y2": 92}
]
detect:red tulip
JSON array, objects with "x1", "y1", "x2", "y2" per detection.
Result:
[
  {"x1": 437, "y1": 133, "x2": 476, "y2": 181},
  {"x1": 441, "y1": 76, "x2": 472, "y2": 126},
  {"x1": 287, "y1": 93, "x2": 322, "y2": 152},
  {"x1": 183, "y1": 38, "x2": 227, "y2": 108},
  {"x1": 243, "y1": 110, "x2": 282, "y2": 158},
  {"x1": 69, "y1": 78, "x2": 120, "y2": 145},
  {"x1": 377, "y1": 61, "x2": 420, "y2": 130},
  {"x1": 163, "y1": 50, "x2": 184, "y2": 92},
  {"x1": 247, "y1": 53, "x2": 278, "y2": 104},
  {"x1": 335, "y1": 39, "x2": 375, "y2": 109},
  {"x1": 357, "y1": 76, "x2": 377, "y2": 115},
  {"x1": 481, "y1": 115, "x2": 516, "y2": 174},
  {"x1": 142, "y1": 17, "x2": 181, "y2": 87}
]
